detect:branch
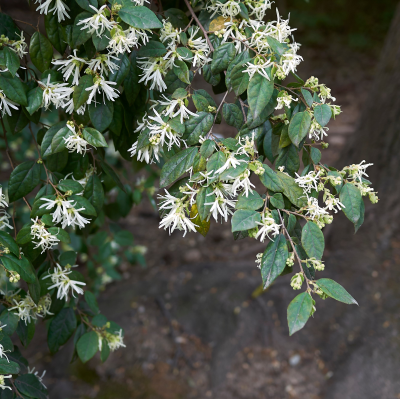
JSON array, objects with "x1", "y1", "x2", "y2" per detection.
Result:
[{"x1": 183, "y1": 0, "x2": 214, "y2": 51}]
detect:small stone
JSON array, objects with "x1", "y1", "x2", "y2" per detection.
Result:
[{"x1": 289, "y1": 354, "x2": 301, "y2": 366}]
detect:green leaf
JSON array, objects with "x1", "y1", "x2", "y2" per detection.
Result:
[
  {"x1": 73, "y1": 74, "x2": 93, "y2": 110},
  {"x1": 119, "y1": 5, "x2": 163, "y2": 29},
  {"x1": 211, "y1": 42, "x2": 236, "y2": 75},
  {"x1": 196, "y1": 186, "x2": 214, "y2": 221},
  {"x1": 16, "y1": 319, "x2": 35, "y2": 346},
  {"x1": 2, "y1": 254, "x2": 37, "y2": 284},
  {"x1": 301, "y1": 221, "x2": 324, "y2": 260},
  {"x1": 160, "y1": 147, "x2": 198, "y2": 187},
  {"x1": 16, "y1": 226, "x2": 32, "y2": 246},
  {"x1": 26, "y1": 87, "x2": 43, "y2": 115},
  {"x1": 48, "y1": 307, "x2": 77, "y2": 353},
  {"x1": 72, "y1": 12, "x2": 93, "y2": 47},
  {"x1": 58, "y1": 179, "x2": 84, "y2": 194},
  {"x1": 206, "y1": 151, "x2": 226, "y2": 175},
  {"x1": 15, "y1": 374, "x2": 48, "y2": 399},
  {"x1": 137, "y1": 40, "x2": 166, "y2": 57},
  {"x1": 310, "y1": 147, "x2": 321, "y2": 164},
  {"x1": 276, "y1": 144, "x2": 300, "y2": 175},
  {"x1": 59, "y1": 251, "x2": 77, "y2": 267},
  {"x1": 236, "y1": 191, "x2": 264, "y2": 211},
  {"x1": 339, "y1": 183, "x2": 362, "y2": 224},
  {"x1": 279, "y1": 124, "x2": 291, "y2": 148},
  {"x1": 288, "y1": 111, "x2": 311, "y2": 147},
  {"x1": 51, "y1": 126, "x2": 72, "y2": 154},
  {"x1": 89, "y1": 100, "x2": 114, "y2": 132},
  {"x1": 301, "y1": 88, "x2": 313, "y2": 107},
  {"x1": 184, "y1": 112, "x2": 213, "y2": 145},
  {"x1": 354, "y1": 199, "x2": 365, "y2": 233},
  {"x1": 270, "y1": 193, "x2": 285, "y2": 209},
  {"x1": 0, "y1": 75, "x2": 27, "y2": 106},
  {"x1": 0, "y1": 310, "x2": 19, "y2": 335},
  {"x1": 45, "y1": 12, "x2": 67, "y2": 54},
  {"x1": 114, "y1": 230, "x2": 134, "y2": 246},
  {"x1": 277, "y1": 171, "x2": 307, "y2": 208},
  {"x1": 76, "y1": 0, "x2": 98, "y2": 12},
  {"x1": 287, "y1": 292, "x2": 313, "y2": 335},
  {"x1": 261, "y1": 234, "x2": 288, "y2": 288},
  {"x1": 267, "y1": 36, "x2": 289, "y2": 57},
  {"x1": 173, "y1": 60, "x2": 190, "y2": 84},
  {"x1": 203, "y1": 65, "x2": 221, "y2": 86},
  {"x1": 231, "y1": 210, "x2": 261, "y2": 232},
  {"x1": 40, "y1": 121, "x2": 66, "y2": 159},
  {"x1": 29, "y1": 32, "x2": 53, "y2": 73},
  {"x1": 229, "y1": 60, "x2": 250, "y2": 96},
  {"x1": 92, "y1": 33, "x2": 109, "y2": 51},
  {"x1": 259, "y1": 164, "x2": 283, "y2": 192},
  {"x1": 0, "y1": 231, "x2": 19, "y2": 256},
  {"x1": 83, "y1": 175, "x2": 104, "y2": 214},
  {"x1": 222, "y1": 103, "x2": 243, "y2": 130},
  {"x1": 164, "y1": 8, "x2": 190, "y2": 29},
  {"x1": 3, "y1": 46, "x2": 19, "y2": 76},
  {"x1": 314, "y1": 104, "x2": 331, "y2": 127},
  {"x1": 82, "y1": 127, "x2": 108, "y2": 147},
  {"x1": 85, "y1": 291, "x2": 100, "y2": 314},
  {"x1": 199, "y1": 139, "x2": 215, "y2": 159},
  {"x1": 109, "y1": 54, "x2": 130, "y2": 86},
  {"x1": 76, "y1": 331, "x2": 99, "y2": 363},
  {"x1": 8, "y1": 161, "x2": 40, "y2": 202},
  {"x1": 248, "y1": 74, "x2": 274, "y2": 119},
  {"x1": 192, "y1": 93, "x2": 209, "y2": 112},
  {"x1": 100, "y1": 161, "x2": 126, "y2": 192},
  {"x1": 0, "y1": 13, "x2": 20, "y2": 40},
  {"x1": 0, "y1": 358, "x2": 20, "y2": 374},
  {"x1": 316, "y1": 278, "x2": 358, "y2": 305},
  {"x1": 47, "y1": 227, "x2": 70, "y2": 243},
  {"x1": 69, "y1": 194, "x2": 97, "y2": 216}
]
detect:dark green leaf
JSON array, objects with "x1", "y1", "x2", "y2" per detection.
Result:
[
  {"x1": 231, "y1": 209, "x2": 261, "y2": 232},
  {"x1": 109, "y1": 54, "x2": 130, "y2": 86},
  {"x1": 76, "y1": 331, "x2": 99, "y2": 363},
  {"x1": 222, "y1": 103, "x2": 243, "y2": 130},
  {"x1": 301, "y1": 88, "x2": 313, "y2": 107},
  {"x1": 270, "y1": 193, "x2": 285, "y2": 209},
  {"x1": 3, "y1": 46, "x2": 19, "y2": 76},
  {"x1": 15, "y1": 374, "x2": 48, "y2": 399},
  {"x1": 235, "y1": 191, "x2": 264, "y2": 211},
  {"x1": 0, "y1": 231, "x2": 19, "y2": 256},
  {"x1": 314, "y1": 104, "x2": 331, "y2": 127},
  {"x1": 72, "y1": 12, "x2": 93, "y2": 47},
  {"x1": 259, "y1": 164, "x2": 283, "y2": 192},
  {"x1": 47, "y1": 227, "x2": 70, "y2": 243},
  {"x1": 211, "y1": 42, "x2": 236, "y2": 75},
  {"x1": 354, "y1": 199, "x2": 365, "y2": 233},
  {"x1": 267, "y1": 36, "x2": 289, "y2": 56},
  {"x1": 51, "y1": 126, "x2": 72, "y2": 154},
  {"x1": 26, "y1": 87, "x2": 43, "y2": 115},
  {"x1": 288, "y1": 111, "x2": 311, "y2": 147},
  {"x1": 89, "y1": 101, "x2": 114, "y2": 132},
  {"x1": 48, "y1": 307, "x2": 77, "y2": 353},
  {"x1": 0, "y1": 75, "x2": 27, "y2": 106},
  {"x1": 160, "y1": 147, "x2": 198, "y2": 187},
  {"x1": 40, "y1": 121, "x2": 66, "y2": 159},
  {"x1": 83, "y1": 175, "x2": 104, "y2": 214},
  {"x1": 287, "y1": 292, "x2": 313, "y2": 335},
  {"x1": 316, "y1": 278, "x2": 358, "y2": 305},
  {"x1": 206, "y1": 151, "x2": 226, "y2": 175},
  {"x1": 173, "y1": 60, "x2": 190, "y2": 84},
  {"x1": 73, "y1": 75, "x2": 93, "y2": 110},
  {"x1": 0, "y1": 358, "x2": 20, "y2": 374},
  {"x1": 277, "y1": 171, "x2": 307, "y2": 208},
  {"x1": 196, "y1": 186, "x2": 214, "y2": 221},
  {"x1": 301, "y1": 221, "x2": 324, "y2": 260},
  {"x1": 261, "y1": 234, "x2": 288, "y2": 288},
  {"x1": 8, "y1": 161, "x2": 40, "y2": 202},
  {"x1": 58, "y1": 179, "x2": 84, "y2": 194},
  {"x1": 100, "y1": 161, "x2": 126, "y2": 192},
  {"x1": 85, "y1": 291, "x2": 99, "y2": 314},
  {"x1": 199, "y1": 139, "x2": 215, "y2": 159},
  {"x1": 29, "y1": 32, "x2": 53, "y2": 73},
  {"x1": 0, "y1": 310, "x2": 19, "y2": 335},
  {"x1": 164, "y1": 8, "x2": 189, "y2": 29},
  {"x1": 248, "y1": 74, "x2": 274, "y2": 119},
  {"x1": 137, "y1": 40, "x2": 166, "y2": 57},
  {"x1": 69, "y1": 194, "x2": 97, "y2": 216},
  {"x1": 45, "y1": 12, "x2": 67, "y2": 54},
  {"x1": 82, "y1": 127, "x2": 108, "y2": 147},
  {"x1": 119, "y1": 5, "x2": 163, "y2": 29},
  {"x1": 184, "y1": 112, "x2": 213, "y2": 145},
  {"x1": 339, "y1": 183, "x2": 362, "y2": 224},
  {"x1": 276, "y1": 144, "x2": 300, "y2": 175}
]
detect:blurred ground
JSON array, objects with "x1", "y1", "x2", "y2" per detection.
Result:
[{"x1": 2, "y1": 0, "x2": 400, "y2": 398}]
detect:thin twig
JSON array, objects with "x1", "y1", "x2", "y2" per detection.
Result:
[
  {"x1": 183, "y1": 0, "x2": 214, "y2": 51},
  {"x1": 239, "y1": 98, "x2": 247, "y2": 123}
]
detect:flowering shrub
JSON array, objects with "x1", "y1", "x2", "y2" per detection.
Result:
[{"x1": 0, "y1": 0, "x2": 377, "y2": 394}]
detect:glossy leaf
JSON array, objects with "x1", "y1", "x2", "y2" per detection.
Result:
[
  {"x1": 119, "y1": 5, "x2": 163, "y2": 29},
  {"x1": 29, "y1": 32, "x2": 53, "y2": 72},
  {"x1": 301, "y1": 221, "x2": 324, "y2": 260},
  {"x1": 8, "y1": 161, "x2": 40, "y2": 202},
  {"x1": 261, "y1": 234, "x2": 288, "y2": 288},
  {"x1": 231, "y1": 210, "x2": 261, "y2": 232},
  {"x1": 287, "y1": 292, "x2": 313, "y2": 335},
  {"x1": 316, "y1": 278, "x2": 358, "y2": 305}
]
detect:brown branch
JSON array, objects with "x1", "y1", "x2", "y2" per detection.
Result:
[{"x1": 183, "y1": 0, "x2": 214, "y2": 51}]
